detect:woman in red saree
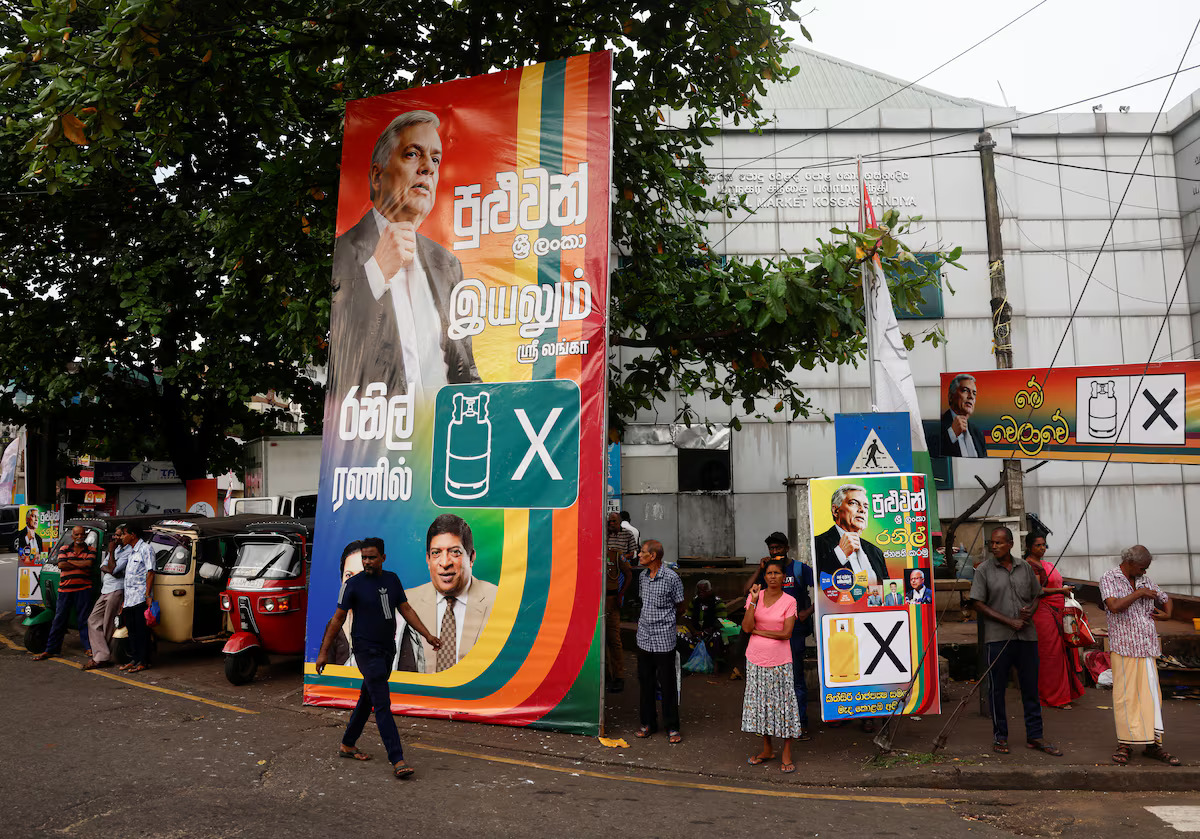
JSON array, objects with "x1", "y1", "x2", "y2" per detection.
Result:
[{"x1": 1025, "y1": 536, "x2": 1085, "y2": 708}]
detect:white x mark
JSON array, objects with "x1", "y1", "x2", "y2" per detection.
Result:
[{"x1": 512, "y1": 408, "x2": 563, "y2": 481}]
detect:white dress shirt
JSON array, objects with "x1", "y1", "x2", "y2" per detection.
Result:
[
  {"x1": 833, "y1": 524, "x2": 879, "y2": 585},
  {"x1": 364, "y1": 209, "x2": 448, "y2": 394}
]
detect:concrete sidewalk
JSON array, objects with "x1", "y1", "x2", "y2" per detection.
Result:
[{"x1": 404, "y1": 650, "x2": 1200, "y2": 793}]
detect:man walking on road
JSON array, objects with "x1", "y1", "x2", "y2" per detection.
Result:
[
  {"x1": 634, "y1": 539, "x2": 685, "y2": 744},
  {"x1": 34, "y1": 525, "x2": 95, "y2": 661},
  {"x1": 317, "y1": 537, "x2": 441, "y2": 779},
  {"x1": 85, "y1": 525, "x2": 128, "y2": 669},
  {"x1": 969, "y1": 526, "x2": 1062, "y2": 757}
]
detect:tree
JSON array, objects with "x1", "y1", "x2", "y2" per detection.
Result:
[{"x1": 0, "y1": 0, "x2": 958, "y2": 481}]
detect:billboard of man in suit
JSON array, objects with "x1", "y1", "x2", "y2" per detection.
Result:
[
  {"x1": 397, "y1": 513, "x2": 496, "y2": 673},
  {"x1": 329, "y1": 110, "x2": 481, "y2": 401},
  {"x1": 814, "y1": 483, "x2": 888, "y2": 586},
  {"x1": 930, "y1": 373, "x2": 987, "y2": 458}
]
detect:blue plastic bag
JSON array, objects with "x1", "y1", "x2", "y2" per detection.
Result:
[{"x1": 682, "y1": 639, "x2": 714, "y2": 674}]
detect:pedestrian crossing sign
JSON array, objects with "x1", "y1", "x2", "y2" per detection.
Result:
[{"x1": 834, "y1": 413, "x2": 913, "y2": 475}]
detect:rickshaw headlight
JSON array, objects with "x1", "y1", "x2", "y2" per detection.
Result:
[
  {"x1": 263, "y1": 599, "x2": 275, "y2": 612},
  {"x1": 220, "y1": 594, "x2": 231, "y2": 611}
]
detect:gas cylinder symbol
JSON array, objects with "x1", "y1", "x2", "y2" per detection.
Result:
[
  {"x1": 828, "y1": 618, "x2": 860, "y2": 683},
  {"x1": 445, "y1": 392, "x2": 492, "y2": 500},
  {"x1": 1088, "y1": 380, "x2": 1117, "y2": 439}
]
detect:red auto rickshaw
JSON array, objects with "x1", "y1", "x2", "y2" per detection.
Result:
[{"x1": 219, "y1": 520, "x2": 310, "y2": 684}]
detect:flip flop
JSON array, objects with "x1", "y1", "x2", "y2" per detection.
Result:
[
  {"x1": 668, "y1": 731, "x2": 682, "y2": 745},
  {"x1": 32, "y1": 652, "x2": 52, "y2": 661},
  {"x1": 126, "y1": 663, "x2": 150, "y2": 673},
  {"x1": 82, "y1": 659, "x2": 102, "y2": 671},
  {"x1": 747, "y1": 755, "x2": 775, "y2": 765},
  {"x1": 1026, "y1": 739, "x2": 1062, "y2": 756},
  {"x1": 780, "y1": 763, "x2": 796, "y2": 774},
  {"x1": 393, "y1": 761, "x2": 415, "y2": 779},
  {"x1": 338, "y1": 747, "x2": 372, "y2": 761},
  {"x1": 635, "y1": 726, "x2": 654, "y2": 739},
  {"x1": 992, "y1": 739, "x2": 1010, "y2": 754},
  {"x1": 797, "y1": 728, "x2": 812, "y2": 742}
]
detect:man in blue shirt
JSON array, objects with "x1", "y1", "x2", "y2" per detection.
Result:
[
  {"x1": 317, "y1": 537, "x2": 441, "y2": 779},
  {"x1": 634, "y1": 539, "x2": 686, "y2": 744}
]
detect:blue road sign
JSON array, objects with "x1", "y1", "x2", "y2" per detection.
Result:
[{"x1": 834, "y1": 412, "x2": 913, "y2": 474}]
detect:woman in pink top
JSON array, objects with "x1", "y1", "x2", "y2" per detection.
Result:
[{"x1": 741, "y1": 558, "x2": 801, "y2": 773}]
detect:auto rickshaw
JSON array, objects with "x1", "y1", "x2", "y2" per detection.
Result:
[
  {"x1": 219, "y1": 520, "x2": 311, "y2": 684},
  {"x1": 111, "y1": 514, "x2": 299, "y2": 664},
  {"x1": 21, "y1": 514, "x2": 193, "y2": 653}
]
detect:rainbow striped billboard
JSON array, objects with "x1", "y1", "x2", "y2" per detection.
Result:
[{"x1": 304, "y1": 53, "x2": 612, "y2": 734}]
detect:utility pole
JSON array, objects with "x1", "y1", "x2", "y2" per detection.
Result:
[
  {"x1": 975, "y1": 130, "x2": 1025, "y2": 526},
  {"x1": 974, "y1": 130, "x2": 1026, "y2": 719}
]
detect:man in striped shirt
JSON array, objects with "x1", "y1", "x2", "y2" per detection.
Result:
[{"x1": 34, "y1": 526, "x2": 96, "y2": 661}]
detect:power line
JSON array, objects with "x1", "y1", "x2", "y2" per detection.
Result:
[{"x1": 997, "y1": 152, "x2": 1200, "y2": 183}]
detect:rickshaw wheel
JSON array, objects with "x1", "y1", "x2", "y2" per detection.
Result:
[
  {"x1": 23, "y1": 623, "x2": 49, "y2": 654},
  {"x1": 225, "y1": 651, "x2": 258, "y2": 685}
]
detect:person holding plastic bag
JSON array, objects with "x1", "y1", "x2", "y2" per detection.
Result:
[
  {"x1": 741, "y1": 558, "x2": 802, "y2": 773},
  {"x1": 118, "y1": 523, "x2": 156, "y2": 674},
  {"x1": 1024, "y1": 535, "x2": 1085, "y2": 709}
]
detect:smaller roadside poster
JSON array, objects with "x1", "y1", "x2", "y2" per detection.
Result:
[
  {"x1": 809, "y1": 474, "x2": 940, "y2": 721},
  {"x1": 16, "y1": 505, "x2": 58, "y2": 613}
]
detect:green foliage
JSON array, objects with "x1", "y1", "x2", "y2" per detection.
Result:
[{"x1": 0, "y1": 0, "x2": 957, "y2": 479}]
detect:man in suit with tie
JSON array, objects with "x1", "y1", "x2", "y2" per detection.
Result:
[
  {"x1": 328, "y1": 109, "x2": 481, "y2": 404},
  {"x1": 814, "y1": 484, "x2": 889, "y2": 586},
  {"x1": 397, "y1": 513, "x2": 497, "y2": 673},
  {"x1": 931, "y1": 374, "x2": 987, "y2": 458},
  {"x1": 906, "y1": 569, "x2": 933, "y2": 604},
  {"x1": 883, "y1": 581, "x2": 904, "y2": 607}
]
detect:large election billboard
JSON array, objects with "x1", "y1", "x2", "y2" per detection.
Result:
[
  {"x1": 303, "y1": 53, "x2": 612, "y2": 735},
  {"x1": 809, "y1": 474, "x2": 940, "y2": 721},
  {"x1": 933, "y1": 363, "x2": 1200, "y2": 463}
]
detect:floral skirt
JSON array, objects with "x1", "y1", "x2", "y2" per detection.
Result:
[{"x1": 741, "y1": 660, "x2": 802, "y2": 738}]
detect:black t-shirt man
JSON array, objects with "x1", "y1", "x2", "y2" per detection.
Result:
[{"x1": 338, "y1": 569, "x2": 408, "y2": 652}]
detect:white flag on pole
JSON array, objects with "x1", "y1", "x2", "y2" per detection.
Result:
[{"x1": 861, "y1": 186, "x2": 928, "y2": 453}]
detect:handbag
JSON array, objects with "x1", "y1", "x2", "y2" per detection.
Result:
[
  {"x1": 1061, "y1": 593, "x2": 1094, "y2": 647},
  {"x1": 144, "y1": 600, "x2": 162, "y2": 628}
]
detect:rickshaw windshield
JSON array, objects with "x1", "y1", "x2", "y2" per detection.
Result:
[
  {"x1": 151, "y1": 533, "x2": 191, "y2": 575},
  {"x1": 232, "y1": 542, "x2": 300, "y2": 580}
]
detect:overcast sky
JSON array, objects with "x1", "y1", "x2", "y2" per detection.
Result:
[{"x1": 786, "y1": 0, "x2": 1200, "y2": 115}]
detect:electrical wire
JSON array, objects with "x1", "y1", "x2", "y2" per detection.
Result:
[{"x1": 998, "y1": 152, "x2": 1200, "y2": 183}]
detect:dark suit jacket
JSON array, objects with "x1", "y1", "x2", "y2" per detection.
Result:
[
  {"x1": 814, "y1": 525, "x2": 888, "y2": 585},
  {"x1": 930, "y1": 408, "x2": 987, "y2": 458},
  {"x1": 328, "y1": 211, "x2": 481, "y2": 403}
]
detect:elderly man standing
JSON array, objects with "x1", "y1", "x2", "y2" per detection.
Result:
[
  {"x1": 1101, "y1": 546, "x2": 1181, "y2": 766},
  {"x1": 84, "y1": 525, "x2": 128, "y2": 670},
  {"x1": 605, "y1": 512, "x2": 637, "y2": 693},
  {"x1": 969, "y1": 526, "x2": 1062, "y2": 756},
  {"x1": 33, "y1": 525, "x2": 95, "y2": 662},
  {"x1": 634, "y1": 539, "x2": 686, "y2": 744}
]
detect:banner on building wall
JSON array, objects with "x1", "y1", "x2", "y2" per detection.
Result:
[
  {"x1": 303, "y1": 53, "x2": 613, "y2": 735},
  {"x1": 934, "y1": 363, "x2": 1200, "y2": 463},
  {"x1": 809, "y1": 474, "x2": 940, "y2": 721},
  {"x1": 185, "y1": 479, "x2": 219, "y2": 517},
  {"x1": 16, "y1": 505, "x2": 59, "y2": 613}
]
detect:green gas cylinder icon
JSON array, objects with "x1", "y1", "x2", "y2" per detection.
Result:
[{"x1": 445, "y1": 392, "x2": 492, "y2": 500}]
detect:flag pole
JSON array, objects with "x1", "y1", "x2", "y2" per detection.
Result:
[{"x1": 858, "y1": 157, "x2": 878, "y2": 412}]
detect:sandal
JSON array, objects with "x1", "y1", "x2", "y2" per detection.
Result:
[
  {"x1": 338, "y1": 747, "x2": 372, "y2": 761},
  {"x1": 747, "y1": 754, "x2": 774, "y2": 765},
  {"x1": 992, "y1": 739, "x2": 1010, "y2": 754},
  {"x1": 126, "y1": 663, "x2": 149, "y2": 673},
  {"x1": 668, "y1": 730, "x2": 682, "y2": 744},
  {"x1": 393, "y1": 761, "x2": 415, "y2": 779},
  {"x1": 797, "y1": 727, "x2": 812, "y2": 742},
  {"x1": 1144, "y1": 745, "x2": 1182, "y2": 766},
  {"x1": 1026, "y1": 739, "x2": 1063, "y2": 756},
  {"x1": 635, "y1": 726, "x2": 654, "y2": 739},
  {"x1": 780, "y1": 763, "x2": 796, "y2": 774},
  {"x1": 32, "y1": 652, "x2": 52, "y2": 661},
  {"x1": 1112, "y1": 744, "x2": 1132, "y2": 765}
]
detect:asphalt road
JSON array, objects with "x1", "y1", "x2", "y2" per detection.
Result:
[{"x1": 3, "y1": 643, "x2": 1199, "y2": 839}]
